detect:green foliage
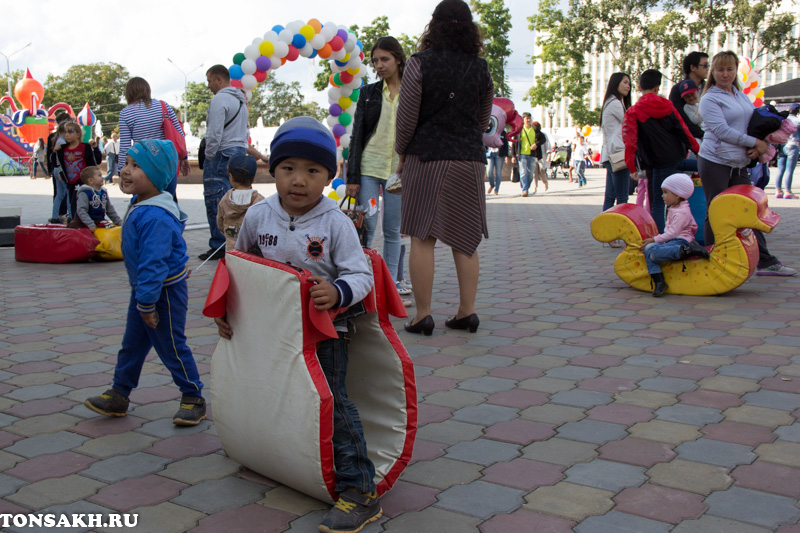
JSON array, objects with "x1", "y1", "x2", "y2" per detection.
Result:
[
  {"x1": 526, "y1": 0, "x2": 799, "y2": 125},
  {"x1": 257, "y1": 77, "x2": 327, "y2": 126},
  {"x1": 42, "y1": 63, "x2": 129, "y2": 136},
  {"x1": 471, "y1": 0, "x2": 513, "y2": 97},
  {"x1": 312, "y1": 17, "x2": 417, "y2": 92},
  {"x1": 183, "y1": 81, "x2": 212, "y2": 135},
  {"x1": 0, "y1": 69, "x2": 25, "y2": 111}
]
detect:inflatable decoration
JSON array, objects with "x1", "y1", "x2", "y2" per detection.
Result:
[
  {"x1": 14, "y1": 224, "x2": 123, "y2": 263},
  {"x1": 484, "y1": 97, "x2": 522, "y2": 147},
  {"x1": 0, "y1": 69, "x2": 75, "y2": 147},
  {"x1": 77, "y1": 103, "x2": 97, "y2": 143},
  {"x1": 591, "y1": 185, "x2": 779, "y2": 295},
  {"x1": 739, "y1": 57, "x2": 764, "y2": 108},
  {"x1": 231, "y1": 20, "x2": 366, "y2": 159},
  {"x1": 203, "y1": 249, "x2": 416, "y2": 503}
]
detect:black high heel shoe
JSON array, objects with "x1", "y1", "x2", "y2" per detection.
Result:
[
  {"x1": 445, "y1": 313, "x2": 480, "y2": 333},
  {"x1": 404, "y1": 315, "x2": 434, "y2": 336}
]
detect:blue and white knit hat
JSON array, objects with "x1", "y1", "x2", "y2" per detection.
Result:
[
  {"x1": 269, "y1": 117, "x2": 337, "y2": 177},
  {"x1": 127, "y1": 139, "x2": 178, "y2": 192}
]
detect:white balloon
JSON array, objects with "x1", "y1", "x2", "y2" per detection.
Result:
[
  {"x1": 336, "y1": 184, "x2": 346, "y2": 198},
  {"x1": 279, "y1": 29, "x2": 294, "y2": 44},
  {"x1": 263, "y1": 30, "x2": 279, "y2": 42},
  {"x1": 241, "y1": 59, "x2": 257, "y2": 75},
  {"x1": 299, "y1": 44, "x2": 314, "y2": 58},
  {"x1": 244, "y1": 44, "x2": 261, "y2": 60},
  {"x1": 340, "y1": 133, "x2": 351, "y2": 148},
  {"x1": 327, "y1": 86, "x2": 341, "y2": 100},
  {"x1": 330, "y1": 62, "x2": 347, "y2": 73},
  {"x1": 273, "y1": 41, "x2": 289, "y2": 58},
  {"x1": 346, "y1": 56, "x2": 362, "y2": 69},
  {"x1": 344, "y1": 79, "x2": 362, "y2": 90},
  {"x1": 331, "y1": 48, "x2": 347, "y2": 61},
  {"x1": 269, "y1": 55, "x2": 282, "y2": 70},
  {"x1": 326, "y1": 115, "x2": 338, "y2": 127},
  {"x1": 252, "y1": 37, "x2": 263, "y2": 46},
  {"x1": 286, "y1": 20, "x2": 304, "y2": 33},
  {"x1": 310, "y1": 34, "x2": 326, "y2": 50},
  {"x1": 344, "y1": 38, "x2": 356, "y2": 53},
  {"x1": 241, "y1": 74, "x2": 257, "y2": 91},
  {"x1": 245, "y1": 89, "x2": 253, "y2": 102},
  {"x1": 321, "y1": 22, "x2": 337, "y2": 42}
]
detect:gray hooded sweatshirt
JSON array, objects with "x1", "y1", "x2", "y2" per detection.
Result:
[
  {"x1": 235, "y1": 194, "x2": 372, "y2": 309},
  {"x1": 204, "y1": 86, "x2": 249, "y2": 160}
]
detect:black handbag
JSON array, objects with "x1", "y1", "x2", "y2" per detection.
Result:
[{"x1": 511, "y1": 164, "x2": 520, "y2": 183}]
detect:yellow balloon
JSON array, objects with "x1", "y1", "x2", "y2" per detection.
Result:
[
  {"x1": 338, "y1": 96, "x2": 352, "y2": 109},
  {"x1": 347, "y1": 67, "x2": 360, "y2": 76},
  {"x1": 328, "y1": 190, "x2": 340, "y2": 200},
  {"x1": 757, "y1": 89, "x2": 764, "y2": 98},
  {"x1": 582, "y1": 126, "x2": 592, "y2": 137},
  {"x1": 299, "y1": 25, "x2": 315, "y2": 40},
  {"x1": 342, "y1": 53, "x2": 351, "y2": 63},
  {"x1": 741, "y1": 72, "x2": 748, "y2": 82},
  {"x1": 259, "y1": 41, "x2": 274, "y2": 57}
]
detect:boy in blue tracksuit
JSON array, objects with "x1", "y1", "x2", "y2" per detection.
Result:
[{"x1": 85, "y1": 139, "x2": 206, "y2": 426}]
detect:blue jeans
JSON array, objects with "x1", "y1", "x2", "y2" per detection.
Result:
[
  {"x1": 776, "y1": 144, "x2": 799, "y2": 192},
  {"x1": 203, "y1": 147, "x2": 243, "y2": 249},
  {"x1": 650, "y1": 159, "x2": 698, "y2": 233},
  {"x1": 575, "y1": 160, "x2": 586, "y2": 186},
  {"x1": 644, "y1": 238, "x2": 689, "y2": 274},
  {"x1": 519, "y1": 154, "x2": 535, "y2": 193},
  {"x1": 358, "y1": 175, "x2": 401, "y2": 280},
  {"x1": 487, "y1": 153, "x2": 504, "y2": 192},
  {"x1": 602, "y1": 161, "x2": 631, "y2": 210},
  {"x1": 51, "y1": 169, "x2": 70, "y2": 220},
  {"x1": 113, "y1": 282, "x2": 203, "y2": 398},
  {"x1": 105, "y1": 153, "x2": 117, "y2": 182},
  {"x1": 31, "y1": 161, "x2": 47, "y2": 177},
  {"x1": 317, "y1": 329, "x2": 376, "y2": 493}
]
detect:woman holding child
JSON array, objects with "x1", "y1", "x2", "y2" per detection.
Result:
[
  {"x1": 697, "y1": 51, "x2": 795, "y2": 276},
  {"x1": 118, "y1": 77, "x2": 189, "y2": 201},
  {"x1": 396, "y1": 0, "x2": 493, "y2": 335}
]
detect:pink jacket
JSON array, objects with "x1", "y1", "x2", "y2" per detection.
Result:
[{"x1": 654, "y1": 201, "x2": 696, "y2": 243}]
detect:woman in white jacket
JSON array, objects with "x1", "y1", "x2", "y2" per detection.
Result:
[{"x1": 600, "y1": 73, "x2": 632, "y2": 213}]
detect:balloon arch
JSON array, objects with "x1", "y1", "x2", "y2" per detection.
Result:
[{"x1": 229, "y1": 19, "x2": 366, "y2": 161}]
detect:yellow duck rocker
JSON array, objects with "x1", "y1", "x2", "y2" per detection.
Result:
[{"x1": 591, "y1": 185, "x2": 780, "y2": 296}]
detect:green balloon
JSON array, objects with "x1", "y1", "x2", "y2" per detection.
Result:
[
  {"x1": 349, "y1": 89, "x2": 360, "y2": 102},
  {"x1": 333, "y1": 73, "x2": 342, "y2": 86},
  {"x1": 233, "y1": 53, "x2": 246, "y2": 65},
  {"x1": 342, "y1": 147, "x2": 349, "y2": 160},
  {"x1": 338, "y1": 112, "x2": 352, "y2": 126}
]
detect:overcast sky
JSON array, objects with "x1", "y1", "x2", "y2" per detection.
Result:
[{"x1": 3, "y1": 0, "x2": 541, "y2": 119}]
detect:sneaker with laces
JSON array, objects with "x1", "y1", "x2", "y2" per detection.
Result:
[
  {"x1": 775, "y1": 191, "x2": 784, "y2": 199},
  {"x1": 785, "y1": 192, "x2": 798, "y2": 199},
  {"x1": 173, "y1": 396, "x2": 207, "y2": 426},
  {"x1": 756, "y1": 263, "x2": 798, "y2": 276},
  {"x1": 395, "y1": 283, "x2": 412, "y2": 296},
  {"x1": 398, "y1": 279, "x2": 412, "y2": 290},
  {"x1": 84, "y1": 389, "x2": 129, "y2": 417},
  {"x1": 319, "y1": 489, "x2": 382, "y2": 533}
]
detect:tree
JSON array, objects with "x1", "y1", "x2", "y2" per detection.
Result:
[
  {"x1": 471, "y1": 0, "x2": 513, "y2": 97},
  {"x1": 312, "y1": 17, "x2": 418, "y2": 92},
  {"x1": 526, "y1": 0, "x2": 799, "y2": 125},
  {"x1": 183, "y1": 81, "x2": 212, "y2": 135},
  {"x1": 0, "y1": 69, "x2": 25, "y2": 112},
  {"x1": 256, "y1": 77, "x2": 327, "y2": 126},
  {"x1": 42, "y1": 63, "x2": 129, "y2": 136}
]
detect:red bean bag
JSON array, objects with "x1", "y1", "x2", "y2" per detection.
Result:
[{"x1": 14, "y1": 224, "x2": 100, "y2": 263}]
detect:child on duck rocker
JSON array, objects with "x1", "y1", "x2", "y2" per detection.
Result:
[{"x1": 640, "y1": 173, "x2": 710, "y2": 297}]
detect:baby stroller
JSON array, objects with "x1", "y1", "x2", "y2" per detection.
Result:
[{"x1": 549, "y1": 147, "x2": 570, "y2": 180}]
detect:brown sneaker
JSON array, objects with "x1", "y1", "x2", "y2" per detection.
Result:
[
  {"x1": 173, "y1": 396, "x2": 206, "y2": 426},
  {"x1": 85, "y1": 389, "x2": 129, "y2": 417}
]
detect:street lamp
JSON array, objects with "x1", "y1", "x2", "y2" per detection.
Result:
[
  {"x1": 547, "y1": 106, "x2": 555, "y2": 135},
  {"x1": 167, "y1": 58, "x2": 203, "y2": 130},
  {"x1": 0, "y1": 42, "x2": 32, "y2": 106}
]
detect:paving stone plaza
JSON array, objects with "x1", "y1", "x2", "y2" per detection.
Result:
[{"x1": 1, "y1": 169, "x2": 799, "y2": 532}]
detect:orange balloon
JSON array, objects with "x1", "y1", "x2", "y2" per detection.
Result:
[
  {"x1": 307, "y1": 18, "x2": 322, "y2": 33},
  {"x1": 318, "y1": 44, "x2": 333, "y2": 59}
]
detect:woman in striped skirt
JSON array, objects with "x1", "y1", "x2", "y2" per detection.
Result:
[
  {"x1": 118, "y1": 77, "x2": 189, "y2": 201},
  {"x1": 395, "y1": 0, "x2": 493, "y2": 335}
]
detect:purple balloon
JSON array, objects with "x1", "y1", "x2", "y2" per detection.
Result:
[
  {"x1": 255, "y1": 56, "x2": 271, "y2": 71},
  {"x1": 336, "y1": 29, "x2": 349, "y2": 42},
  {"x1": 329, "y1": 103, "x2": 342, "y2": 117},
  {"x1": 332, "y1": 124, "x2": 346, "y2": 137}
]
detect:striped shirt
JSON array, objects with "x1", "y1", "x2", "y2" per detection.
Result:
[{"x1": 117, "y1": 99, "x2": 184, "y2": 172}]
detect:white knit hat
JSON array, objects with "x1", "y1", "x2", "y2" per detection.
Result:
[{"x1": 661, "y1": 173, "x2": 694, "y2": 200}]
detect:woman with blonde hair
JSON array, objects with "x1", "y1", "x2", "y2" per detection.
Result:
[
  {"x1": 395, "y1": 0, "x2": 494, "y2": 335},
  {"x1": 698, "y1": 51, "x2": 794, "y2": 275}
]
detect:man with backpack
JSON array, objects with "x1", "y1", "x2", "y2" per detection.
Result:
[{"x1": 199, "y1": 64, "x2": 249, "y2": 261}]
